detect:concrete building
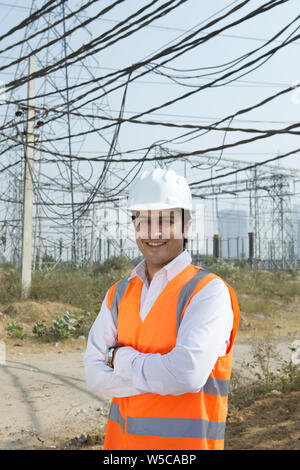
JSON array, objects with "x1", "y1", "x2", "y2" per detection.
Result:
[{"x1": 217, "y1": 209, "x2": 248, "y2": 258}]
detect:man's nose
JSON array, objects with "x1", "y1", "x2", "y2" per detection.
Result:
[{"x1": 148, "y1": 221, "x2": 163, "y2": 239}]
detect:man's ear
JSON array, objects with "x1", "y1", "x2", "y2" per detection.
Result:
[{"x1": 183, "y1": 218, "x2": 192, "y2": 238}]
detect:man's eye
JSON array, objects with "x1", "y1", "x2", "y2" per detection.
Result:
[{"x1": 135, "y1": 219, "x2": 174, "y2": 224}]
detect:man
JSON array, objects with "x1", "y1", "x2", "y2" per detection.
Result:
[{"x1": 84, "y1": 168, "x2": 240, "y2": 450}]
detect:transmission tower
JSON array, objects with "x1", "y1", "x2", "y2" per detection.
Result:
[
  {"x1": 0, "y1": 0, "x2": 133, "y2": 267},
  {"x1": 157, "y1": 146, "x2": 299, "y2": 269}
]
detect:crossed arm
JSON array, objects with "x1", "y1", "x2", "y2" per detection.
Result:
[{"x1": 83, "y1": 279, "x2": 233, "y2": 398}]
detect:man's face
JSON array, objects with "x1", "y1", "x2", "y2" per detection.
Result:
[{"x1": 132, "y1": 209, "x2": 191, "y2": 266}]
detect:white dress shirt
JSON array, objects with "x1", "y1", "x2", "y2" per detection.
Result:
[{"x1": 84, "y1": 250, "x2": 233, "y2": 398}]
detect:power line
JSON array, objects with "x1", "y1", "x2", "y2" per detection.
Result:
[{"x1": 190, "y1": 147, "x2": 300, "y2": 187}]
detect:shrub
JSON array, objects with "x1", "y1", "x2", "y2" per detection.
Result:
[
  {"x1": 7, "y1": 321, "x2": 26, "y2": 340},
  {"x1": 51, "y1": 311, "x2": 77, "y2": 339},
  {"x1": 29, "y1": 257, "x2": 133, "y2": 313},
  {"x1": 32, "y1": 322, "x2": 48, "y2": 339},
  {"x1": 0, "y1": 268, "x2": 19, "y2": 304},
  {"x1": 33, "y1": 310, "x2": 93, "y2": 342},
  {"x1": 201, "y1": 257, "x2": 243, "y2": 280},
  {"x1": 92, "y1": 255, "x2": 133, "y2": 275},
  {"x1": 230, "y1": 340, "x2": 300, "y2": 409}
]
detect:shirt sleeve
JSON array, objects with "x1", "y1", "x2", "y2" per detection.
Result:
[
  {"x1": 113, "y1": 278, "x2": 234, "y2": 396},
  {"x1": 83, "y1": 291, "x2": 146, "y2": 398}
]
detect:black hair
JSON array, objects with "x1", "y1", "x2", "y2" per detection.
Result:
[{"x1": 182, "y1": 209, "x2": 191, "y2": 251}]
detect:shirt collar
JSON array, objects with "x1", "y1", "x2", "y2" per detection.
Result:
[{"x1": 128, "y1": 249, "x2": 192, "y2": 287}]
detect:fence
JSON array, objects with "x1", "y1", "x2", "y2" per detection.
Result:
[{"x1": 21, "y1": 232, "x2": 299, "y2": 271}]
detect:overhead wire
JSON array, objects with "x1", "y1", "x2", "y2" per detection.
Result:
[
  {"x1": 0, "y1": 0, "x2": 65, "y2": 43},
  {"x1": 28, "y1": 0, "x2": 294, "y2": 141},
  {"x1": 0, "y1": 0, "x2": 292, "y2": 143},
  {"x1": 0, "y1": 0, "x2": 101, "y2": 55},
  {"x1": 1, "y1": 0, "x2": 299, "y2": 261},
  {"x1": 2, "y1": 2, "x2": 297, "y2": 145},
  {"x1": 1, "y1": 0, "x2": 187, "y2": 94},
  {"x1": 50, "y1": 0, "x2": 288, "y2": 114},
  {"x1": 0, "y1": 0, "x2": 258, "y2": 105}
]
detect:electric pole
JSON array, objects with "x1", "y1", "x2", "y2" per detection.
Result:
[
  {"x1": 62, "y1": 1, "x2": 76, "y2": 264},
  {"x1": 20, "y1": 56, "x2": 35, "y2": 298}
]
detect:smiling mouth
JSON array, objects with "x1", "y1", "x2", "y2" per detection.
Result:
[{"x1": 144, "y1": 241, "x2": 167, "y2": 247}]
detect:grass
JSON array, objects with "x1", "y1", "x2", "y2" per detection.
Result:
[
  {"x1": 0, "y1": 256, "x2": 134, "y2": 344},
  {"x1": 0, "y1": 256, "x2": 134, "y2": 313},
  {"x1": 1, "y1": 258, "x2": 300, "y2": 417},
  {"x1": 1, "y1": 257, "x2": 300, "y2": 345},
  {"x1": 201, "y1": 257, "x2": 300, "y2": 318},
  {"x1": 1, "y1": 257, "x2": 299, "y2": 315},
  {"x1": 229, "y1": 338, "x2": 300, "y2": 409}
]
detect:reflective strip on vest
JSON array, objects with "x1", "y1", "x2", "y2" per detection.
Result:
[
  {"x1": 108, "y1": 403, "x2": 225, "y2": 441},
  {"x1": 110, "y1": 268, "x2": 211, "y2": 334},
  {"x1": 201, "y1": 376, "x2": 229, "y2": 397},
  {"x1": 104, "y1": 265, "x2": 239, "y2": 450},
  {"x1": 176, "y1": 268, "x2": 210, "y2": 333},
  {"x1": 127, "y1": 416, "x2": 226, "y2": 441},
  {"x1": 110, "y1": 276, "x2": 136, "y2": 329},
  {"x1": 108, "y1": 402, "x2": 125, "y2": 433}
]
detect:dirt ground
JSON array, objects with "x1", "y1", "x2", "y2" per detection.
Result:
[
  {"x1": 1, "y1": 299, "x2": 300, "y2": 450},
  {"x1": 226, "y1": 390, "x2": 300, "y2": 450}
]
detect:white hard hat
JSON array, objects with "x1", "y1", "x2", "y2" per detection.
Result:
[{"x1": 126, "y1": 168, "x2": 194, "y2": 213}]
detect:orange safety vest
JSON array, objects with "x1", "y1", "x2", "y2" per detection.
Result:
[{"x1": 104, "y1": 264, "x2": 240, "y2": 450}]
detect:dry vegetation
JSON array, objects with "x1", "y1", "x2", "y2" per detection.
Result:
[
  {"x1": 0, "y1": 256, "x2": 135, "y2": 348},
  {"x1": 1, "y1": 257, "x2": 300, "y2": 450},
  {"x1": 1, "y1": 256, "x2": 300, "y2": 345}
]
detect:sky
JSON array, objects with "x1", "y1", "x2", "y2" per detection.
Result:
[{"x1": 0, "y1": 0, "x2": 300, "y2": 259}]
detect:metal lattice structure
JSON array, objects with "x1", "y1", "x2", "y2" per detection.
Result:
[
  {"x1": 158, "y1": 146, "x2": 299, "y2": 269},
  {"x1": 0, "y1": 0, "x2": 131, "y2": 267}
]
